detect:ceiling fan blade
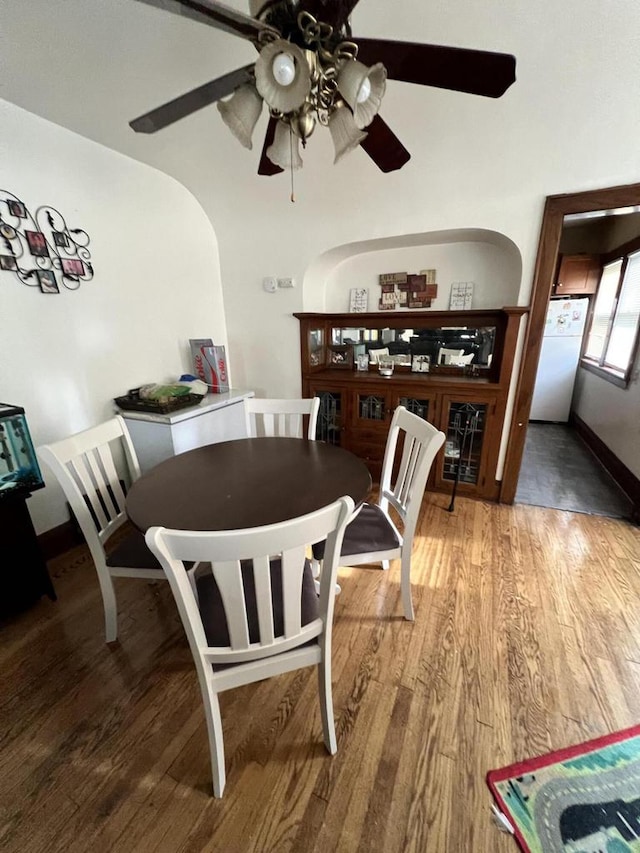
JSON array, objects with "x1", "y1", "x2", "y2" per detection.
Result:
[
  {"x1": 297, "y1": 0, "x2": 361, "y2": 29},
  {"x1": 130, "y1": 65, "x2": 255, "y2": 133},
  {"x1": 258, "y1": 117, "x2": 284, "y2": 175},
  {"x1": 131, "y1": 0, "x2": 279, "y2": 40},
  {"x1": 354, "y1": 38, "x2": 516, "y2": 98},
  {"x1": 360, "y1": 115, "x2": 410, "y2": 173}
]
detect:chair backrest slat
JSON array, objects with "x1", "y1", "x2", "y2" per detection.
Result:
[
  {"x1": 281, "y1": 545, "x2": 306, "y2": 638},
  {"x1": 252, "y1": 554, "x2": 275, "y2": 645},
  {"x1": 212, "y1": 560, "x2": 251, "y2": 649}
]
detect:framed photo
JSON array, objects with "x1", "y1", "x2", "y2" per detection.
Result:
[
  {"x1": 0, "y1": 254, "x2": 17, "y2": 270},
  {"x1": 25, "y1": 230, "x2": 49, "y2": 257},
  {"x1": 326, "y1": 344, "x2": 354, "y2": 369},
  {"x1": 61, "y1": 258, "x2": 84, "y2": 276},
  {"x1": 37, "y1": 269, "x2": 60, "y2": 294},
  {"x1": 412, "y1": 355, "x2": 431, "y2": 373},
  {"x1": 355, "y1": 353, "x2": 369, "y2": 371},
  {"x1": 0, "y1": 224, "x2": 16, "y2": 239},
  {"x1": 7, "y1": 200, "x2": 26, "y2": 218},
  {"x1": 53, "y1": 231, "x2": 69, "y2": 248}
]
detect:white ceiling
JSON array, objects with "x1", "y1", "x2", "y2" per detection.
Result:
[{"x1": 0, "y1": 0, "x2": 522, "y2": 211}]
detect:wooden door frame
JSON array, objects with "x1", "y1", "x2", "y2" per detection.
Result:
[{"x1": 500, "y1": 181, "x2": 640, "y2": 503}]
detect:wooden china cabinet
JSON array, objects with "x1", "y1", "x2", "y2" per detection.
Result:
[{"x1": 294, "y1": 307, "x2": 527, "y2": 501}]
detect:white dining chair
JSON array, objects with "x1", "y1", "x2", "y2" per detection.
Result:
[
  {"x1": 145, "y1": 494, "x2": 354, "y2": 797},
  {"x1": 313, "y1": 406, "x2": 445, "y2": 621},
  {"x1": 243, "y1": 396, "x2": 320, "y2": 439},
  {"x1": 38, "y1": 415, "x2": 170, "y2": 643}
]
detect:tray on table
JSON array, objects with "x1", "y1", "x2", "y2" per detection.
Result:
[{"x1": 114, "y1": 388, "x2": 203, "y2": 415}]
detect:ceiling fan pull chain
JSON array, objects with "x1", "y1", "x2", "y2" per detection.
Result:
[{"x1": 289, "y1": 127, "x2": 295, "y2": 203}]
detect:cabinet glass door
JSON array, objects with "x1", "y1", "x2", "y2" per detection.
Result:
[
  {"x1": 313, "y1": 390, "x2": 343, "y2": 445},
  {"x1": 356, "y1": 393, "x2": 387, "y2": 423},
  {"x1": 442, "y1": 400, "x2": 489, "y2": 487},
  {"x1": 397, "y1": 396, "x2": 432, "y2": 422},
  {"x1": 308, "y1": 328, "x2": 325, "y2": 368}
]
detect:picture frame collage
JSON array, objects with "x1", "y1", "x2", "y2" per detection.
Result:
[{"x1": 0, "y1": 193, "x2": 93, "y2": 294}]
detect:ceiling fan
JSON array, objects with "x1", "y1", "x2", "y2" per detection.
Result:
[{"x1": 129, "y1": 0, "x2": 516, "y2": 177}]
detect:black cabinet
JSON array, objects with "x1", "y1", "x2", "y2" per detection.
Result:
[{"x1": 1, "y1": 495, "x2": 56, "y2": 619}]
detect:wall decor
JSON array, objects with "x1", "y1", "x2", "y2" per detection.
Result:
[
  {"x1": 349, "y1": 288, "x2": 369, "y2": 312},
  {"x1": 0, "y1": 191, "x2": 93, "y2": 293},
  {"x1": 449, "y1": 281, "x2": 474, "y2": 309},
  {"x1": 379, "y1": 269, "x2": 438, "y2": 310}
]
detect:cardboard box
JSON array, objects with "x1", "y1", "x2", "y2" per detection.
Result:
[{"x1": 190, "y1": 339, "x2": 229, "y2": 392}]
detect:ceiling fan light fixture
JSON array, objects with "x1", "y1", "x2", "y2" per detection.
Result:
[
  {"x1": 337, "y1": 60, "x2": 387, "y2": 129},
  {"x1": 329, "y1": 103, "x2": 367, "y2": 164},
  {"x1": 255, "y1": 39, "x2": 311, "y2": 113},
  {"x1": 216, "y1": 83, "x2": 263, "y2": 150},
  {"x1": 266, "y1": 120, "x2": 304, "y2": 171},
  {"x1": 272, "y1": 52, "x2": 296, "y2": 87}
]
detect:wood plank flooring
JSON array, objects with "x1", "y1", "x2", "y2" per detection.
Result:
[{"x1": 2, "y1": 494, "x2": 640, "y2": 852}]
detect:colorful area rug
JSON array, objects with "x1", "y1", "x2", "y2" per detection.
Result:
[{"x1": 487, "y1": 724, "x2": 640, "y2": 852}]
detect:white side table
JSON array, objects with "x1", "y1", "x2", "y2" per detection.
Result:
[{"x1": 116, "y1": 389, "x2": 254, "y2": 473}]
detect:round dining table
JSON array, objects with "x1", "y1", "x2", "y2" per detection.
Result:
[{"x1": 126, "y1": 436, "x2": 372, "y2": 532}]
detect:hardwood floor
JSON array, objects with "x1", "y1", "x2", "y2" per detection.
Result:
[{"x1": 2, "y1": 495, "x2": 640, "y2": 852}]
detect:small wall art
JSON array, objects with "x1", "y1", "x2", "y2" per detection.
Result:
[
  {"x1": 449, "y1": 281, "x2": 474, "y2": 309},
  {"x1": 349, "y1": 288, "x2": 369, "y2": 312},
  {"x1": 0, "y1": 191, "x2": 93, "y2": 293},
  {"x1": 378, "y1": 270, "x2": 438, "y2": 310}
]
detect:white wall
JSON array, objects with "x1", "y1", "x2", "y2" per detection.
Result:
[
  {"x1": 573, "y1": 367, "x2": 640, "y2": 478},
  {"x1": 0, "y1": 100, "x2": 227, "y2": 533}
]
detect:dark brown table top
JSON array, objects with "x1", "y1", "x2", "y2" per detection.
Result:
[{"x1": 126, "y1": 437, "x2": 372, "y2": 532}]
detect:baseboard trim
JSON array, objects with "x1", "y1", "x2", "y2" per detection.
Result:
[
  {"x1": 38, "y1": 520, "x2": 83, "y2": 561},
  {"x1": 570, "y1": 412, "x2": 640, "y2": 523}
]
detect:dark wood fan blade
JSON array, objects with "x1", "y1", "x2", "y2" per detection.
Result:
[
  {"x1": 354, "y1": 38, "x2": 516, "y2": 98},
  {"x1": 298, "y1": 0, "x2": 361, "y2": 29},
  {"x1": 360, "y1": 115, "x2": 410, "y2": 173},
  {"x1": 132, "y1": 0, "x2": 279, "y2": 40},
  {"x1": 130, "y1": 65, "x2": 254, "y2": 133},
  {"x1": 258, "y1": 117, "x2": 284, "y2": 175}
]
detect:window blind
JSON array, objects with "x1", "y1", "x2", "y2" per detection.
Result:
[
  {"x1": 585, "y1": 259, "x2": 622, "y2": 361},
  {"x1": 605, "y1": 250, "x2": 640, "y2": 370}
]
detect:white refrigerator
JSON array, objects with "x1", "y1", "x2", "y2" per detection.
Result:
[{"x1": 529, "y1": 296, "x2": 590, "y2": 422}]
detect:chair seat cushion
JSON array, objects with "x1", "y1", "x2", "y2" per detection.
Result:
[
  {"x1": 196, "y1": 558, "x2": 319, "y2": 649},
  {"x1": 312, "y1": 503, "x2": 400, "y2": 561},
  {"x1": 106, "y1": 530, "x2": 162, "y2": 570}
]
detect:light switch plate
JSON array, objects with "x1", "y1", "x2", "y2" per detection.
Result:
[{"x1": 277, "y1": 277, "x2": 294, "y2": 288}]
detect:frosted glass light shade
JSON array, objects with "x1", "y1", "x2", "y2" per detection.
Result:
[
  {"x1": 255, "y1": 39, "x2": 311, "y2": 113},
  {"x1": 217, "y1": 84, "x2": 263, "y2": 150},
  {"x1": 266, "y1": 120, "x2": 303, "y2": 170},
  {"x1": 329, "y1": 104, "x2": 367, "y2": 163},
  {"x1": 337, "y1": 60, "x2": 387, "y2": 129}
]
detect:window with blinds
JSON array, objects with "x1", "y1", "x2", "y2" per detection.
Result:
[{"x1": 583, "y1": 247, "x2": 640, "y2": 383}]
